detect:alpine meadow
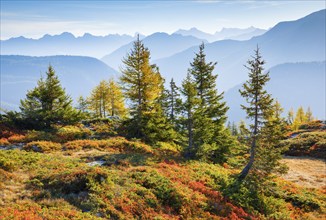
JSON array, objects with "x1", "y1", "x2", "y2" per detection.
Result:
[{"x1": 0, "y1": 1, "x2": 325, "y2": 220}]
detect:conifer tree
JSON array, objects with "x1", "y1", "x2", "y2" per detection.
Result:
[
  {"x1": 180, "y1": 73, "x2": 199, "y2": 156},
  {"x1": 187, "y1": 43, "x2": 229, "y2": 161},
  {"x1": 238, "y1": 120, "x2": 250, "y2": 146},
  {"x1": 292, "y1": 106, "x2": 306, "y2": 130},
  {"x1": 305, "y1": 107, "x2": 314, "y2": 122},
  {"x1": 88, "y1": 79, "x2": 126, "y2": 118},
  {"x1": 166, "y1": 78, "x2": 181, "y2": 122},
  {"x1": 255, "y1": 101, "x2": 287, "y2": 177},
  {"x1": 107, "y1": 79, "x2": 126, "y2": 117},
  {"x1": 89, "y1": 80, "x2": 109, "y2": 118},
  {"x1": 20, "y1": 65, "x2": 80, "y2": 129},
  {"x1": 120, "y1": 36, "x2": 169, "y2": 142},
  {"x1": 287, "y1": 108, "x2": 294, "y2": 125},
  {"x1": 238, "y1": 47, "x2": 273, "y2": 181},
  {"x1": 77, "y1": 96, "x2": 88, "y2": 113},
  {"x1": 160, "y1": 78, "x2": 183, "y2": 133}
]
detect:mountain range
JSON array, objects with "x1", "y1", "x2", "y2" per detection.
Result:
[
  {"x1": 0, "y1": 33, "x2": 135, "y2": 58},
  {"x1": 155, "y1": 9, "x2": 325, "y2": 91},
  {"x1": 174, "y1": 26, "x2": 266, "y2": 42},
  {"x1": 101, "y1": 32, "x2": 207, "y2": 71},
  {"x1": 0, "y1": 55, "x2": 118, "y2": 110}
]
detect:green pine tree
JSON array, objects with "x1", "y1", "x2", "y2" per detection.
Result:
[
  {"x1": 180, "y1": 73, "x2": 199, "y2": 157},
  {"x1": 20, "y1": 65, "x2": 80, "y2": 129},
  {"x1": 166, "y1": 78, "x2": 182, "y2": 122},
  {"x1": 254, "y1": 100, "x2": 288, "y2": 177},
  {"x1": 238, "y1": 47, "x2": 274, "y2": 181},
  {"x1": 188, "y1": 43, "x2": 230, "y2": 162}
]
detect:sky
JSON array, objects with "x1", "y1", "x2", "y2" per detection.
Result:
[{"x1": 0, "y1": 0, "x2": 325, "y2": 40}]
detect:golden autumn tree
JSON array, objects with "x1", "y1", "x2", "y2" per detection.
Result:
[
  {"x1": 88, "y1": 79, "x2": 126, "y2": 118},
  {"x1": 120, "y1": 36, "x2": 175, "y2": 143}
]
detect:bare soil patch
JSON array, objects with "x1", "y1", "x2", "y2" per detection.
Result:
[{"x1": 281, "y1": 156, "x2": 326, "y2": 189}]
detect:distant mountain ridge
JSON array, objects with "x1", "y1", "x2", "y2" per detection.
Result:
[
  {"x1": 0, "y1": 33, "x2": 136, "y2": 58},
  {"x1": 101, "y1": 32, "x2": 207, "y2": 71},
  {"x1": 155, "y1": 9, "x2": 326, "y2": 91},
  {"x1": 174, "y1": 26, "x2": 266, "y2": 42},
  {"x1": 1, "y1": 55, "x2": 118, "y2": 110}
]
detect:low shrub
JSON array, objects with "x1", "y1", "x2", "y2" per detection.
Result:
[
  {"x1": 0, "y1": 138, "x2": 10, "y2": 146},
  {"x1": 0, "y1": 156, "x2": 18, "y2": 172},
  {"x1": 63, "y1": 140, "x2": 106, "y2": 151},
  {"x1": 55, "y1": 125, "x2": 91, "y2": 142},
  {"x1": 7, "y1": 134, "x2": 26, "y2": 143},
  {"x1": 23, "y1": 141, "x2": 62, "y2": 153},
  {"x1": 24, "y1": 130, "x2": 57, "y2": 142},
  {"x1": 299, "y1": 120, "x2": 325, "y2": 130},
  {"x1": 281, "y1": 131, "x2": 326, "y2": 158},
  {"x1": 91, "y1": 122, "x2": 117, "y2": 137},
  {"x1": 131, "y1": 169, "x2": 183, "y2": 213},
  {"x1": 154, "y1": 142, "x2": 181, "y2": 156},
  {"x1": 105, "y1": 137, "x2": 153, "y2": 154}
]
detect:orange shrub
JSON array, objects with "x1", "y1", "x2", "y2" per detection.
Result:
[
  {"x1": 63, "y1": 140, "x2": 105, "y2": 151},
  {"x1": 23, "y1": 141, "x2": 62, "y2": 153},
  {"x1": 8, "y1": 134, "x2": 26, "y2": 143},
  {"x1": 0, "y1": 138, "x2": 10, "y2": 146}
]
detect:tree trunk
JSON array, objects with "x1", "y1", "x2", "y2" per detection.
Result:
[
  {"x1": 238, "y1": 90, "x2": 259, "y2": 181},
  {"x1": 238, "y1": 137, "x2": 256, "y2": 181}
]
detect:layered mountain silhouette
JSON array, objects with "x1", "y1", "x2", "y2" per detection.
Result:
[
  {"x1": 101, "y1": 32, "x2": 206, "y2": 71},
  {"x1": 174, "y1": 26, "x2": 266, "y2": 42},
  {"x1": 155, "y1": 9, "x2": 326, "y2": 91},
  {"x1": 1, "y1": 55, "x2": 118, "y2": 110},
  {"x1": 0, "y1": 33, "x2": 135, "y2": 58},
  {"x1": 225, "y1": 61, "x2": 326, "y2": 122}
]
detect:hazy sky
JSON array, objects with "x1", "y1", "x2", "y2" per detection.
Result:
[{"x1": 1, "y1": 0, "x2": 325, "y2": 39}]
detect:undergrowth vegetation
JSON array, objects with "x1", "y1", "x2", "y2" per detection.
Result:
[{"x1": 0, "y1": 133, "x2": 325, "y2": 219}]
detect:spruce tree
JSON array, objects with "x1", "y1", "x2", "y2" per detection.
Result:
[
  {"x1": 161, "y1": 78, "x2": 182, "y2": 127},
  {"x1": 238, "y1": 47, "x2": 273, "y2": 181},
  {"x1": 180, "y1": 73, "x2": 199, "y2": 156},
  {"x1": 20, "y1": 65, "x2": 80, "y2": 129},
  {"x1": 255, "y1": 100, "x2": 288, "y2": 177},
  {"x1": 187, "y1": 43, "x2": 229, "y2": 162}
]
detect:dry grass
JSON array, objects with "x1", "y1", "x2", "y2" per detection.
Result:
[{"x1": 281, "y1": 156, "x2": 326, "y2": 189}]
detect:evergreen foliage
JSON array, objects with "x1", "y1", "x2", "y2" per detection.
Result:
[
  {"x1": 180, "y1": 73, "x2": 199, "y2": 157},
  {"x1": 238, "y1": 47, "x2": 274, "y2": 180},
  {"x1": 183, "y1": 43, "x2": 231, "y2": 162},
  {"x1": 20, "y1": 65, "x2": 80, "y2": 129}
]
